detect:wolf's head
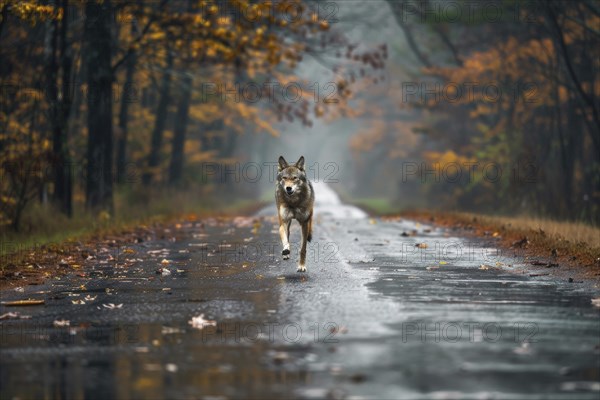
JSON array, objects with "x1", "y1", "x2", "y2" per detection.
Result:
[{"x1": 278, "y1": 156, "x2": 307, "y2": 196}]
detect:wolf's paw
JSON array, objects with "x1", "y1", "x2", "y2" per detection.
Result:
[
  {"x1": 282, "y1": 248, "x2": 290, "y2": 260},
  {"x1": 297, "y1": 265, "x2": 306, "y2": 273},
  {"x1": 307, "y1": 233, "x2": 312, "y2": 242}
]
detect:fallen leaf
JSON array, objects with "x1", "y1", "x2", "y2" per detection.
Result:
[
  {"x1": 53, "y1": 319, "x2": 70, "y2": 327},
  {"x1": 415, "y1": 243, "x2": 428, "y2": 249},
  {"x1": 0, "y1": 312, "x2": 31, "y2": 320},
  {"x1": 350, "y1": 373, "x2": 367, "y2": 383},
  {"x1": 161, "y1": 326, "x2": 182, "y2": 335},
  {"x1": 165, "y1": 363, "x2": 178, "y2": 373},
  {"x1": 591, "y1": 298, "x2": 600, "y2": 308},
  {"x1": 161, "y1": 259, "x2": 170, "y2": 265},
  {"x1": 84, "y1": 295, "x2": 97, "y2": 301},
  {"x1": 513, "y1": 342, "x2": 532, "y2": 355},
  {"x1": 1, "y1": 299, "x2": 45, "y2": 306},
  {"x1": 72, "y1": 299, "x2": 86, "y2": 305},
  {"x1": 272, "y1": 351, "x2": 289, "y2": 364},
  {"x1": 188, "y1": 314, "x2": 217, "y2": 329},
  {"x1": 102, "y1": 303, "x2": 123, "y2": 309}
]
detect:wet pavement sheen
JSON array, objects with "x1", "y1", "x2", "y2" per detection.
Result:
[{"x1": 1, "y1": 183, "x2": 599, "y2": 399}]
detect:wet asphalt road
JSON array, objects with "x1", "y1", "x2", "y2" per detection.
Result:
[{"x1": 1, "y1": 183, "x2": 599, "y2": 400}]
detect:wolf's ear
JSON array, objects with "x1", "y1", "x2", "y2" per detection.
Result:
[
  {"x1": 295, "y1": 156, "x2": 305, "y2": 170},
  {"x1": 278, "y1": 156, "x2": 288, "y2": 171}
]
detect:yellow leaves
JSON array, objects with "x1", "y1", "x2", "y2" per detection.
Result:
[
  {"x1": 147, "y1": 31, "x2": 165, "y2": 41},
  {"x1": 206, "y1": 46, "x2": 217, "y2": 58},
  {"x1": 423, "y1": 150, "x2": 475, "y2": 167},
  {"x1": 5, "y1": 1, "x2": 58, "y2": 24},
  {"x1": 216, "y1": 16, "x2": 230, "y2": 26}
]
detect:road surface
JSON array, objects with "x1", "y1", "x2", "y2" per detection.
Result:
[{"x1": 1, "y1": 183, "x2": 599, "y2": 399}]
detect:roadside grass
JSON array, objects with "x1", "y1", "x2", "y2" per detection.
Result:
[
  {"x1": 345, "y1": 197, "x2": 400, "y2": 215},
  {"x1": 1, "y1": 187, "x2": 265, "y2": 258},
  {"x1": 442, "y1": 212, "x2": 600, "y2": 249}
]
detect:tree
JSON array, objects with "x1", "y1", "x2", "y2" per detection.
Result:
[{"x1": 84, "y1": 0, "x2": 114, "y2": 211}]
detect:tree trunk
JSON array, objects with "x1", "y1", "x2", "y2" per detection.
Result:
[
  {"x1": 84, "y1": 0, "x2": 114, "y2": 211},
  {"x1": 143, "y1": 49, "x2": 173, "y2": 185},
  {"x1": 47, "y1": 9, "x2": 61, "y2": 205},
  {"x1": 116, "y1": 20, "x2": 137, "y2": 185},
  {"x1": 57, "y1": 0, "x2": 73, "y2": 216},
  {"x1": 168, "y1": 73, "x2": 192, "y2": 186}
]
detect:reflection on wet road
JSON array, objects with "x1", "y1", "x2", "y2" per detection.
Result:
[{"x1": 1, "y1": 183, "x2": 599, "y2": 399}]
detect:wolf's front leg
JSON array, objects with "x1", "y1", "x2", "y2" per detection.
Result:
[
  {"x1": 279, "y1": 221, "x2": 291, "y2": 260},
  {"x1": 298, "y1": 221, "x2": 309, "y2": 272}
]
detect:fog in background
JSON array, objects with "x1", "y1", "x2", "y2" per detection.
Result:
[{"x1": 238, "y1": 1, "x2": 412, "y2": 202}]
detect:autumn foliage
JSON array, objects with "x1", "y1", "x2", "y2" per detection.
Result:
[{"x1": 0, "y1": 0, "x2": 385, "y2": 231}]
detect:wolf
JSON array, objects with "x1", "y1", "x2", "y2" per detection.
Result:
[{"x1": 275, "y1": 156, "x2": 314, "y2": 272}]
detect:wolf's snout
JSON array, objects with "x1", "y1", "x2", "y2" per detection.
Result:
[{"x1": 285, "y1": 186, "x2": 293, "y2": 194}]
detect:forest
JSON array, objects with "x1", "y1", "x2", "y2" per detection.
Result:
[{"x1": 1, "y1": 0, "x2": 598, "y2": 237}]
